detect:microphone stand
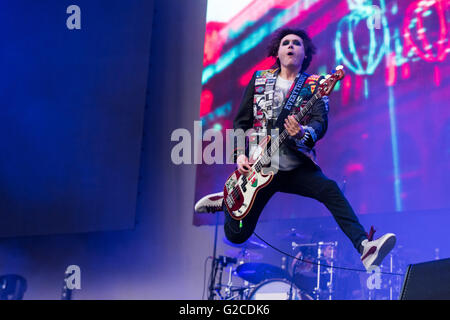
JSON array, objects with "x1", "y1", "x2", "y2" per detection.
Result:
[{"x1": 207, "y1": 211, "x2": 220, "y2": 300}]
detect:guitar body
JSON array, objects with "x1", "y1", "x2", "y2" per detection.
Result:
[{"x1": 223, "y1": 135, "x2": 274, "y2": 220}]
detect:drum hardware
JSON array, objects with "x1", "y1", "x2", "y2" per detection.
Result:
[
  {"x1": 214, "y1": 283, "x2": 251, "y2": 300},
  {"x1": 289, "y1": 262, "x2": 299, "y2": 300},
  {"x1": 212, "y1": 229, "x2": 341, "y2": 300},
  {"x1": 208, "y1": 235, "x2": 270, "y2": 300},
  {"x1": 281, "y1": 256, "x2": 287, "y2": 271},
  {"x1": 208, "y1": 219, "x2": 266, "y2": 300},
  {"x1": 325, "y1": 241, "x2": 336, "y2": 300},
  {"x1": 223, "y1": 265, "x2": 250, "y2": 300},
  {"x1": 210, "y1": 255, "x2": 243, "y2": 300},
  {"x1": 291, "y1": 241, "x2": 338, "y2": 300},
  {"x1": 216, "y1": 269, "x2": 255, "y2": 300},
  {"x1": 225, "y1": 248, "x2": 263, "y2": 262},
  {"x1": 277, "y1": 228, "x2": 309, "y2": 242},
  {"x1": 224, "y1": 265, "x2": 234, "y2": 299}
]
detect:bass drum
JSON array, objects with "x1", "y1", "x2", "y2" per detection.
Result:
[{"x1": 247, "y1": 279, "x2": 313, "y2": 300}]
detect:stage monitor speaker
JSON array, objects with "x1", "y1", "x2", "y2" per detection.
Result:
[{"x1": 400, "y1": 258, "x2": 450, "y2": 300}]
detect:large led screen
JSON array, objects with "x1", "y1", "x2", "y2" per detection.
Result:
[{"x1": 194, "y1": 0, "x2": 450, "y2": 225}]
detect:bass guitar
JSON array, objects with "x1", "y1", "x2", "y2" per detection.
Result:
[{"x1": 223, "y1": 66, "x2": 345, "y2": 221}]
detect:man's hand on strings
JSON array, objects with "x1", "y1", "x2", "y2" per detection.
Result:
[
  {"x1": 284, "y1": 115, "x2": 305, "y2": 138},
  {"x1": 237, "y1": 154, "x2": 251, "y2": 175}
]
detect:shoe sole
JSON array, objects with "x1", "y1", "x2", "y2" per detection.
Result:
[
  {"x1": 369, "y1": 234, "x2": 397, "y2": 268},
  {"x1": 194, "y1": 192, "x2": 224, "y2": 212}
]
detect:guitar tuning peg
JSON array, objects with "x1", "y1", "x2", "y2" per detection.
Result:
[
  {"x1": 319, "y1": 79, "x2": 326, "y2": 84},
  {"x1": 336, "y1": 65, "x2": 344, "y2": 70},
  {"x1": 325, "y1": 75, "x2": 331, "y2": 79}
]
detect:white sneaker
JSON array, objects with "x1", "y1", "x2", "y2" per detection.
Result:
[
  {"x1": 361, "y1": 233, "x2": 396, "y2": 271},
  {"x1": 194, "y1": 192, "x2": 224, "y2": 213}
]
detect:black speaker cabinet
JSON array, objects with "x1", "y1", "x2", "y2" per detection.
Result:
[{"x1": 400, "y1": 258, "x2": 450, "y2": 300}]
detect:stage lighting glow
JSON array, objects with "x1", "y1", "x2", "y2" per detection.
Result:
[
  {"x1": 335, "y1": 0, "x2": 390, "y2": 75},
  {"x1": 206, "y1": 0, "x2": 253, "y2": 23},
  {"x1": 403, "y1": 0, "x2": 449, "y2": 63},
  {"x1": 388, "y1": 86, "x2": 403, "y2": 212},
  {"x1": 195, "y1": 0, "x2": 450, "y2": 226},
  {"x1": 202, "y1": 0, "x2": 321, "y2": 85}
]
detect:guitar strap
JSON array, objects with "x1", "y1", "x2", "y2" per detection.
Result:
[{"x1": 274, "y1": 72, "x2": 309, "y2": 130}]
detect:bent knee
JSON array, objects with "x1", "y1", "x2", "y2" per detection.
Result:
[
  {"x1": 224, "y1": 218, "x2": 252, "y2": 244},
  {"x1": 224, "y1": 226, "x2": 251, "y2": 244}
]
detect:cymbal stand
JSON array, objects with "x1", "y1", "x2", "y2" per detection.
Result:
[
  {"x1": 288, "y1": 263, "x2": 298, "y2": 300},
  {"x1": 312, "y1": 241, "x2": 338, "y2": 300},
  {"x1": 213, "y1": 256, "x2": 239, "y2": 300},
  {"x1": 224, "y1": 265, "x2": 235, "y2": 299},
  {"x1": 216, "y1": 260, "x2": 225, "y2": 299},
  {"x1": 314, "y1": 243, "x2": 322, "y2": 300},
  {"x1": 286, "y1": 242, "x2": 297, "y2": 300},
  {"x1": 326, "y1": 242, "x2": 337, "y2": 300}
]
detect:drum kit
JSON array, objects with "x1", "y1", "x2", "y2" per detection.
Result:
[{"x1": 208, "y1": 229, "x2": 339, "y2": 300}]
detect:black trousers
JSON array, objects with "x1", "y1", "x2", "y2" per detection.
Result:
[{"x1": 224, "y1": 161, "x2": 368, "y2": 252}]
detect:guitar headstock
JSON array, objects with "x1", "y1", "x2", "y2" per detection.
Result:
[{"x1": 318, "y1": 65, "x2": 345, "y2": 97}]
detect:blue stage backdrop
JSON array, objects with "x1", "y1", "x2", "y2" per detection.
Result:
[
  {"x1": 0, "y1": 1, "x2": 153, "y2": 236},
  {"x1": 194, "y1": 0, "x2": 450, "y2": 225}
]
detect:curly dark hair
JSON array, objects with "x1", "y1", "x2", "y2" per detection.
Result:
[{"x1": 267, "y1": 28, "x2": 317, "y2": 72}]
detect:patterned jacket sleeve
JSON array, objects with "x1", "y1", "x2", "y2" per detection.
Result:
[{"x1": 231, "y1": 72, "x2": 256, "y2": 161}]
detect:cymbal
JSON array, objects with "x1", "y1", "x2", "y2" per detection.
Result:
[
  {"x1": 223, "y1": 235, "x2": 268, "y2": 250},
  {"x1": 225, "y1": 249, "x2": 263, "y2": 261},
  {"x1": 277, "y1": 228, "x2": 309, "y2": 241},
  {"x1": 236, "y1": 263, "x2": 290, "y2": 284}
]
